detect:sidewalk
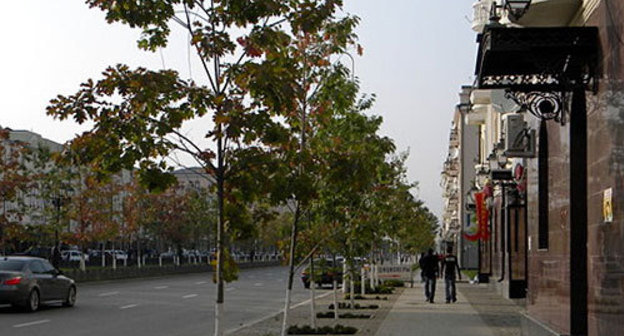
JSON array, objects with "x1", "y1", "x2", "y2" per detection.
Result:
[{"x1": 375, "y1": 281, "x2": 522, "y2": 336}]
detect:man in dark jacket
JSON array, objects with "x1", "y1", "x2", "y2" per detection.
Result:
[
  {"x1": 421, "y1": 248, "x2": 439, "y2": 303},
  {"x1": 440, "y1": 246, "x2": 462, "y2": 303}
]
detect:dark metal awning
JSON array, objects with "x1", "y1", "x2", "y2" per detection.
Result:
[{"x1": 475, "y1": 26, "x2": 598, "y2": 91}]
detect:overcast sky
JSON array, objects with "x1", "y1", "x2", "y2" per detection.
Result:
[{"x1": 0, "y1": 1, "x2": 477, "y2": 219}]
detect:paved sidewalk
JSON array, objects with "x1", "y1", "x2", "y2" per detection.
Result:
[{"x1": 375, "y1": 282, "x2": 522, "y2": 336}]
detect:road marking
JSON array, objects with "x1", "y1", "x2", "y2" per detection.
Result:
[
  {"x1": 183, "y1": 294, "x2": 198, "y2": 299},
  {"x1": 120, "y1": 304, "x2": 138, "y2": 310},
  {"x1": 154, "y1": 286, "x2": 168, "y2": 289},
  {"x1": 226, "y1": 287, "x2": 236, "y2": 292},
  {"x1": 254, "y1": 282, "x2": 263, "y2": 287},
  {"x1": 195, "y1": 281, "x2": 208, "y2": 285},
  {"x1": 99, "y1": 291, "x2": 119, "y2": 297},
  {"x1": 224, "y1": 291, "x2": 333, "y2": 335},
  {"x1": 13, "y1": 320, "x2": 51, "y2": 328}
]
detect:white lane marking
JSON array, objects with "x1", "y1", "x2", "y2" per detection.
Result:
[
  {"x1": 13, "y1": 319, "x2": 51, "y2": 328},
  {"x1": 226, "y1": 287, "x2": 236, "y2": 292},
  {"x1": 254, "y1": 282, "x2": 263, "y2": 287},
  {"x1": 195, "y1": 281, "x2": 208, "y2": 285},
  {"x1": 224, "y1": 291, "x2": 333, "y2": 335},
  {"x1": 183, "y1": 294, "x2": 198, "y2": 299},
  {"x1": 154, "y1": 286, "x2": 168, "y2": 289},
  {"x1": 120, "y1": 304, "x2": 138, "y2": 310},
  {"x1": 98, "y1": 291, "x2": 119, "y2": 297}
]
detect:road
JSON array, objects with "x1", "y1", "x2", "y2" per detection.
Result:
[{"x1": 0, "y1": 266, "x2": 328, "y2": 336}]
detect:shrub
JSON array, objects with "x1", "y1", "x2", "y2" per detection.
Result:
[
  {"x1": 383, "y1": 279, "x2": 405, "y2": 287},
  {"x1": 329, "y1": 303, "x2": 379, "y2": 310},
  {"x1": 287, "y1": 324, "x2": 357, "y2": 335}
]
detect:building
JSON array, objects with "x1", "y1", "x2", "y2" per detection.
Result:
[
  {"x1": 451, "y1": 1, "x2": 624, "y2": 335},
  {"x1": 440, "y1": 86, "x2": 480, "y2": 269}
]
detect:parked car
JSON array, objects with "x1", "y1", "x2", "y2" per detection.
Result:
[
  {"x1": 61, "y1": 250, "x2": 89, "y2": 262},
  {"x1": 16, "y1": 246, "x2": 53, "y2": 259},
  {"x1": 105, "y1": 250, "x2": 128, "y2": 261},
  {"x1": 301, "y1": 258, "x2": 343, "y2": 289},
  {"x1": 0, "y1": 256, "x2": 77, "y2": 312}
]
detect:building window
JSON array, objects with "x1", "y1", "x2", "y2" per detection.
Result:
[{"x1": 538, "y1": 121, "x2": 549, "y2": 250}]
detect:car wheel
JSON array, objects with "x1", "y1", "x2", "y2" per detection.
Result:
[
  {"x1": 26, "y1": 289, "x2": 40, "y2": 312},
  {"x1": 63, "y1": 286, "x2": 77, "y2": 307}
]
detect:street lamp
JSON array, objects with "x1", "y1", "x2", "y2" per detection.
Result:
[
  {"x1": 489, "y1": 0, "x2": 532, "y2": 23},
  {"x1": 505, "y1": 0, "x2": 532, "y2": 21}
]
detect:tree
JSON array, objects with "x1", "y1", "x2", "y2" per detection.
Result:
[
  {"x1": 0, "y1": 129, "x2": 30, "y2": 254},
  {"x1": 47, "y1": 2, "x2": 357, "y2": 334}
]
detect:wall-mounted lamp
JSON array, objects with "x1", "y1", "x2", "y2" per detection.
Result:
[{"x1": 505, "y1": 0, "x2": 532, "y2": 21}]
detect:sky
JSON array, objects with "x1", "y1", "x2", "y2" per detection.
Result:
[{"x1": 0, "y1": 1, "x2": 477, "y2": 219}]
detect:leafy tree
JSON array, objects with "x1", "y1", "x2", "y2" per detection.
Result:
[
  {"x1": 0, "y1": 129, "x2": 30, "y2": 253},
  {"x1": 47, "y1": 2, "x2": 358, "y2": 334}
]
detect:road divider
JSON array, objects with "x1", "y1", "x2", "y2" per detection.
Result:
[
  {"x1": 182, "y1": 294, "x2": 198, "y2": 299},
  {"x1": 98, "y1": 291, "x2": 119, "y2": 297}
]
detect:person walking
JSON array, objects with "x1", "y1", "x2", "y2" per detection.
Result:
[
  {"x1": 440, "y1": 246, "x2": 462, "y2": 303},
  {"x1": 421, "y1": 248, "x2": 439, "y2": 303}
]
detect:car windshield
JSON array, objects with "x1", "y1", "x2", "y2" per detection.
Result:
[{"x1": 0, "y1": 260, "x2": 26, "y2": 271}]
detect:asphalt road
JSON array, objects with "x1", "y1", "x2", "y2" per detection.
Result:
[{"x1": 0, "y1": 266, "x2": 327, "y2": 336}]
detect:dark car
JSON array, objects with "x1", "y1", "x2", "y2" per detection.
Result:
[
  {"x1": 0, "y1": 256, "x2": 77, "y2": 312},
  {"x1": 301, "y1": 259, "x2": 343, "y2": 289}
]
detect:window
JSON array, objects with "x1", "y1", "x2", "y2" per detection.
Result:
[{"x1": 538, "y1": 121, "x2": 549, "y2": 250}]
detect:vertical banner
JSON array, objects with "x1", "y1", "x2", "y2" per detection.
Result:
[
  {"x1": 463, "y1": 192, "x2": 490, "y2": 241},
  {"x1": 475, "y1": 192, "x2": 490, "y2": 240}
]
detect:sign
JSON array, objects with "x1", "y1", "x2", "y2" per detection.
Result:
[
  {"x1": 377, "y1": 265, "x2": 413, "y2": 281},
  {"x1": 463, "y1": 191, "x2": 490, "y2": 242},
  {"x1": 603, "y1": 188, "x2": 613, "y2": 223}
]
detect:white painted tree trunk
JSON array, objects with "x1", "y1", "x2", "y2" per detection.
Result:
[
  {"x1": 342, "y1": 263, "x2": 347, "y2": 294},
  {"x1": 333, "y1": 280, "x2": 338, "y2": 320},
  {"x1": 361, "y1": 268, "x2": 366, "y2": 295},
  {"x1": 214, "y1": 302, "x2": 223, "y2": 336},
  {"x1": 101, "y1": 246, "x2": 105, "y2": 268},
  {"x1": 310, "y1": 279, "x2": 316, "y2": 328},
  {"x1": 80, "y1": 255, "x2": 86, "y2": 272},
  {"x1": 159, "y1": 256, "x2": 162, "y2": 267},
  {"x1": 369, "y1": 264, "x2": 374, "y2": 290},
  {"x1": 281, "y1": 288, "x2": 292, "y2": 336},
  {"x1": 350, "y1": 278, "x2": 355, "y2": 308}
]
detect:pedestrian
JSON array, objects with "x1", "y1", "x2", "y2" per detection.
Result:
[
  {"x1": 50, "y1": 245, "x2": 62, "y2": 269},
  {"x1": 418, "y1": 252, "x2": 426, "y2": 283},
  {"x1": 421, "y1": 248, "x2": 439, "y2": 303},
  {"x1": 440, "y1": 246, "x2": 462, "y2": 303}
]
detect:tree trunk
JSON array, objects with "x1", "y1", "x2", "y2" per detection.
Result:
[
  {"x1": 280, "y1": 203, "x2": 301, "y2": 336},
  {"x1": 112, "y1": 242, "x2": 117, "y2": 270},
  {"x1": 214, "y1": 124, "x2": 225, "y2": 336},
  {"x1": 361, "y1": 267, "x2": 366, "y2": 295},
  {"x1": 333, "y1": 279, "x2": 339, "y2": 320}
]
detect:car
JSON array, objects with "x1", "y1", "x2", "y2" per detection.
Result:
[
  {"x1": 16, "y1": 246, "x2": 53, "y2": 259},
  {"x1": 301, "y1": 258, "x2": 343, "y2": 289},
  {"x1": 105, "y1": 250, "x2": 128, "y2": 261},
  {"x1": 0, "y1": 256, "x2": 77, "y2": 312},
  {"x1": 61, "y1": 250, "x2": 89, "y2": 262}
]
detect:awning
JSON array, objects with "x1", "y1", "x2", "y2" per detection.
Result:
[{"x1": 475, "y1": 26, "x2": 598, "y2": 92}]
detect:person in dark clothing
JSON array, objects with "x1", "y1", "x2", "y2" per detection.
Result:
[
  {"x1": 50, "y1": 245, "x2": 62, "y2": 269},
  {"x1": 421, "y1": 248, "x2": 439, "y2": 303},
  {"x1": 440, "y1": 246, "x2": 462, "y2": 303}
]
